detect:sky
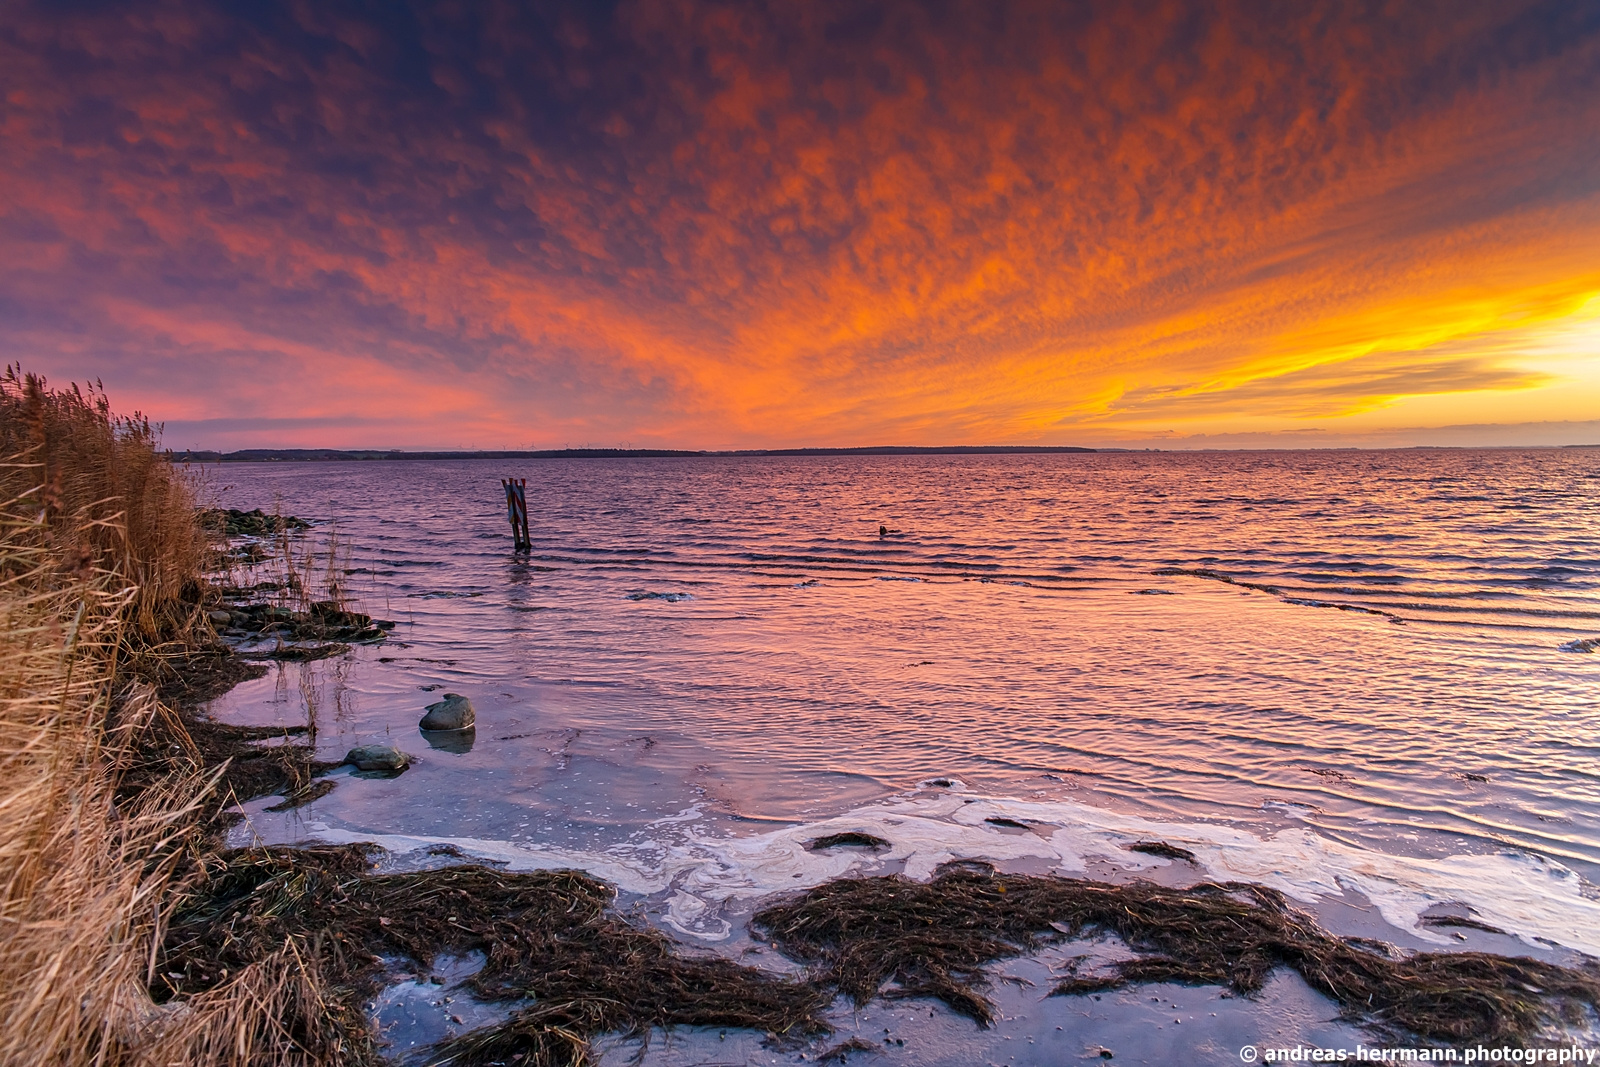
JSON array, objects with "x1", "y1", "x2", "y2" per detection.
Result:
[{"x1": 2, "y1": 0, "x2": 1599, "y2": 451}]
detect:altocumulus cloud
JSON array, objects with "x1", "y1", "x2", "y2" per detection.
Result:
[{"x1": 2, "y1": 0, "x2": 1599, "y2": 448}]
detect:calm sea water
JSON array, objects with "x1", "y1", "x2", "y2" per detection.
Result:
[{"x1": 210, "y1": 450, "x2": 1600, "y2": 1056}]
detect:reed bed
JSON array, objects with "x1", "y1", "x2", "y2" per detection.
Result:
[
  {"x1": 0, "y1": 367, "x2": 208, "y2": 651},
  {"x1": 0, "y1": 370, "x2": 331, "y2": 1065}
]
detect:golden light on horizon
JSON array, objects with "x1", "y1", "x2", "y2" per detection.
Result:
[{"x1": 2, "y1": 0, "x2": 1598, "y2": 449}]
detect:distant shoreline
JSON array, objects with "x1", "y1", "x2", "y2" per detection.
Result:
[
  {"x1": 167, "y1": 442, "x2": 1600, "y2": 462},
  {"x1": 168, "y1": 444, "x2": 1104, "y2": 462}
]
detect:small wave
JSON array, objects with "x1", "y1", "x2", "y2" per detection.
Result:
[
  {"x1": 405, "y1": 591, "x2": 484, "y2": 599},
  {"x1": 1153, "y1": 567, "x2": 1282, "y2": 594},
  {"x1": 1558, "y1": 637, "x2": 1600, "y2": 653},
  {"x1": 1262, "y1": 797, "x2": 1325, "y2": 818},
  {"x1": 1333, "y1": 601, "x2": 1600, "y2": 620},
  {"x1": 1282, "y1": 597, "x2": 1398, "y2": 618},
  {"x1": 1160, "y1": 568, "x2": 1410, "y2": 621},
  {"x1": 625, "y1": 591, "x2": 694, "y2": 602},
  {"x1": 876, "y1": 575, "x2": 924, "y2": 582}
]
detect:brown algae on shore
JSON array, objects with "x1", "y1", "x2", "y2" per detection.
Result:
[
  {"x1": 158, "y1": 845, "x2": 829, "y2": 1066},
  {"x1": 145, "y1": 845, "x2": 1600, "y2": 1063},
  {"x1": 751, "y1": 866, "x2": 1600, "y2": 1044},
  {"x1": 119, "y1": 710, "x2": 341, "y2": 821},
  {"x1": 1125, "y1": 840, "x2": 1197, "y2": 861},
  {"x1": 198, "y1": 506, "x2": 313, "y2": 537},
  {"x1": 808, "y1": 831, "x2": 893, "y2": 851}
]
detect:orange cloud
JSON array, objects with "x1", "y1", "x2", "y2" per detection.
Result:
[{"x1": 1, "y1": 0, "x2": 1597, "y2": 448}]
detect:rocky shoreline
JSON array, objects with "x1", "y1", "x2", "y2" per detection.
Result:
[{"x1": 215, "y1": 600, "x2": 394, "y2": 657}]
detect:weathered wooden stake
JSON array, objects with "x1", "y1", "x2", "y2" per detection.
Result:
[
  {"x1": 502, "y1": 477, "x2": 531, "y2": 552},
  {"x1": 514, "y1": 479, "x2": 529, "y2": 551}
]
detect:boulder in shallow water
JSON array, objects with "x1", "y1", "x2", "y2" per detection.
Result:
[
  {"x1": 344, "y1": 744, "x2": 411, "y2": 773},
  {"x1": 420, "y1": 693, "x2": 475, "y2": 731}
]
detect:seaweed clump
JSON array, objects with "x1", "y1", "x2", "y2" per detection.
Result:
[
  {"x1": 198, "y1": 506, "x2": 311, "y2": 536},
  {"x1": 214, "y1": 602, "x2": 393, "y2": 645},
  {"x1": 1125, "y1": 840, "x2": 1196, "y2": 861},
  {"x1": 752, "y1": 867, "x2": 1600, "y2": 1044},
  {"x1": 117, "y1": 709, "x2": 339, "y2": 823},
  {"x1": 160, "y1": 845, "x2": 829, "y2": 1066},
  {"x1": 809, "y1": 832, "x2": 891, "y2": 851}
]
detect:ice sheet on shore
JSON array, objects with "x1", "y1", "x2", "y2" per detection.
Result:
[{"x1": 299, "y1": 787, "x2": 1600, "y2": 954}]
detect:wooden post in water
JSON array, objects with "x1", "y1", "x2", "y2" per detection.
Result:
[
  {"x1": 501, "y1": 477, "x2": 531, "y2": 552},
  {"x1": 513, "y1": 479, "x2": 529, "y2": 551}
]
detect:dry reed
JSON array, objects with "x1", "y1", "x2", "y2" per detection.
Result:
[
  {"x1": 0, "y1": 366, "x2": 209, "y2": 651},
  {"x1": 0, "y1": 370, "x2": 333, "y2": 1066}
]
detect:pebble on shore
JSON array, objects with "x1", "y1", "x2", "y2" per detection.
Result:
[{"x1": 344, "y1": 744, "x2": 411, "y2": 773}]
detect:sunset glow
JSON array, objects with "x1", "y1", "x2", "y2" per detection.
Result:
[{"x1": 3, "y1": 1, "x2": 1598, "y2": 449}]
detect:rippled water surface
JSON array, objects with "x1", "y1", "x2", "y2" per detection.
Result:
[{"x1": 210, "y1": 450, "x2": 1600, "y2": 963}]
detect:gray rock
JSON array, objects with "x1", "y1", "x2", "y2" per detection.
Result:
[
  {"x1": 207, "y1": 609, "x2": 232, "y2": 626},
  {"x1": 344, "y1": 744, "x2": 411, "y2": 772},
  {"x1": 420, "y1": 693, "x2": 475, "y2": 731}
]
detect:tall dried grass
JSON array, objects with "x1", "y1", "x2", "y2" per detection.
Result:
[
  {"x1": 0, "y1": 372, "x2": 333, "y2": 1066},
  {"x1": 0, "y1": 368, "x2": 208, "y2": 646}
]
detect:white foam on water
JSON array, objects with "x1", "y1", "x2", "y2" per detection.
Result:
[{"x1": 304, "y1": 787, "x2": 1600, "y2": 954}]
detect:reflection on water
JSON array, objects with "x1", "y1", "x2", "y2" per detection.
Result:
[
  {"x1": 421, "y1": 727, "x2": 476, "y2": 755},
  {"x1": 207, "y1": 450, "x2": 1600, "y2": 947}
]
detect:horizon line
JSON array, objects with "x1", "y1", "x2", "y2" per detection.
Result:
[{"x1": 167, "y1": 442, "x2": 1600, "y2": 462}]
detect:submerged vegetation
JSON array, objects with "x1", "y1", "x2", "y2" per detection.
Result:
[{"x1": 3, "y1": 367, "x2": 1598, "y2": 1065}]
